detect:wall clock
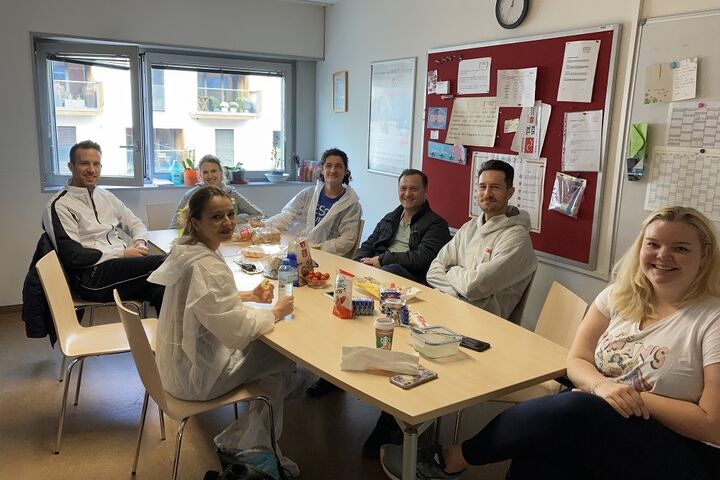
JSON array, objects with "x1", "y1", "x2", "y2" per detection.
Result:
[{"x1": 496, "y1": 0, "x2": 529, "y2": 29}]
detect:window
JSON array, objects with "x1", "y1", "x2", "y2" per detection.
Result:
[
  {"x1": 56, "y1": 126, "x2": 77, "y2": 172},
  {"x1": 35, "y1": 37, "x2": 295, "y2": 189},
  {"x1": 215, "y1": 129, "x2": 235, "y2": 166},
  {"x1": 152, "y1": 69, "x2": 165, "y2": 112}
]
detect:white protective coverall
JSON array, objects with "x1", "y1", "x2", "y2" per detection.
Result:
[
  {"x1": 267, "y1": 181, "x2": 362, "y2": 256},
  {"x1": 148, "y1": 239, "x2": 304, "y2": 473},
  {"x1": 426, "y1": 206, "x2": 537, "y2": 319}
]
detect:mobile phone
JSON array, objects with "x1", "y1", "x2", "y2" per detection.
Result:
[
  {"x1": 460, "y1": 336, "x2": 491, "y2": 352},
  {"x1": 390, "y1": 366, "x2": 438, "y2": 389}
]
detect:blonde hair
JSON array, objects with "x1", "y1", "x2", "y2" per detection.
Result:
[{"x1": 611, "y1": 206, "x2": 720, "y2": 321}]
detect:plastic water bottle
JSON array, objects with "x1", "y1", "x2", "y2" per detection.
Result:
[
  {"x1": 287, "y1": 252, "x2": 299, "y2": 287},
  {"x1": 170, "y1": 159, "x2": 184, "y2": 186},
  {"x1": 278, "y1": 258, "x2": 294, "y2": 299}
]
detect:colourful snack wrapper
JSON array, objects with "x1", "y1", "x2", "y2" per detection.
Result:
[
  {"x1": 333, "y1": 269, "x2": 354, "y2": 319},
  {"x1": 296, "y1": 238, "x2": 315, "y2": 286}
]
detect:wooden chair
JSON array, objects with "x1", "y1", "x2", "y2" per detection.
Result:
[
  {"x1": 507, "y1": 270, "x2": 536, "y2": 325},
  {"x1": 114, "y1": 290, "x2": 281, "y2": 480},
  {"x1": 146, "y1": 203, "x2": 178, "y2": 230},
  {"x1": 36, "y1": 251, "x2": 158, "y2": 454},
  {"x1": 450, "y1": 281, "x2": 588, "y2": 441}
]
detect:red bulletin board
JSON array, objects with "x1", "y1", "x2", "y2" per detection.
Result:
[{"x1": 423, "y1": 25, "x2": 620, "y2": 269}]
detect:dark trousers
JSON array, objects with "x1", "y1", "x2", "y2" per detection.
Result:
[
  {"x1": 72, "y1": 255, "x2": 166, "y2": 315},
  {"x1": 381, "y1": 263, "x2": 422, "y2": 284},
  {"x1": 461, "y1": 391, "x2": 720, "y2": 480}
]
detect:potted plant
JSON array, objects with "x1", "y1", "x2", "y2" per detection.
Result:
[
  {"x1": 236, "y1": 93, "x2": 248, "y2": 112},
  {"x1": 228, "y1": 101, "x2": 239, "y2": 113},
  {"x1": 265, "y1": 146, "x2": 289, "y2": 183},
  {"x1": 220, "y1": 101, "x2": 229, "y2": 113},
  {"x1": 208, "y1": 97, "x2": 220, "y2": 112}
]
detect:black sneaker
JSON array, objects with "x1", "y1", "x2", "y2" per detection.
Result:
[
  {"x1": 305, "y1": 378, "x2": 340, "y2": 397},
  {"x1": 362, "y1": 412, "x2": 403, "y2": 459}
]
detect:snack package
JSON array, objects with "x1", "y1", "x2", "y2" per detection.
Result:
[
  {"x1": 332, "y1": 269, "x2": 354, "y2": 319},
  {"x1": 355, "y1": 276, "x2": 383, "y2": 299},
  {"x1": 232, "y1": 223, "x2": 254, "y2": 242},
  {"x1": 295, "y1": 238, "x2": 315, "y2": 286},
  {"x1": 251, "y1": 226, "x2": 281, "y2": 244}
]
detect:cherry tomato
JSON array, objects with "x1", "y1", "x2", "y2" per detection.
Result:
[{"x1": 322, "y1": 273, "x2": 330, "y2": 280}]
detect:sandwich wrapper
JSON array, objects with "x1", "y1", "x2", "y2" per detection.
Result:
[{"x1": 340, "y1": 346, "x2": 419, "y2": 374}]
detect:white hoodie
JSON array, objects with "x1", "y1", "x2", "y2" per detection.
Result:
[
  {"x1": 147, "y1": 240, "x2": 291, "y2": 401},
  {"x1": 267, "y1": 181, "x2": 362, "y2": 256},
  {"x1": 427, "y1": 207, "x2": 537, "y2": 319}
]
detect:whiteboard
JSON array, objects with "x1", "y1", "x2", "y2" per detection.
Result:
[{"x1": 614, "y1": 10, "x2": 720, "y2": 263}]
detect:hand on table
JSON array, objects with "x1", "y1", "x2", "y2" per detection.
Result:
[
  {"x1": 360, "y1": 256, "x2": 381, "y2": 267},
  {"x1": 250, "y1": 281, "x2": 275, "y2": 304},
  {"x1": 272, "y1": 295, "x2": 294, "y2": 321}
]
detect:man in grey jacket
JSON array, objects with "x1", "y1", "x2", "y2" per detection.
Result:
[
  {"x1": 363, "y1": 161, "x2": 538, "y2": 459},
  {"x1": 427, "y1": 159, "x2": 537, "y2": 319}
]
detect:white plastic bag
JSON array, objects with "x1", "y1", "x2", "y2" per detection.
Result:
[{"x1": 340, "y1": 346, "x2": 419, "y2": 374}]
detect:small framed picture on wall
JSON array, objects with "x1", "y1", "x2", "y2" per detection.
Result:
[{"x1": 333, "y1": 71, "x2": 348, "y2": 112}]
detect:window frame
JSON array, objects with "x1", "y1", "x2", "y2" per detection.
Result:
[
  {"x1": 143, "y1": 52, "x2": 294, "y2": 182},
  {"x1": 34, "y1": 36, "x2": 296, "y2": 190},
  {"x1": 35, "y1": 40, "x2": 145, "y2": 187}
]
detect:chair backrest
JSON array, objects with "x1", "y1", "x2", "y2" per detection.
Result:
[
  {"x1": 535, "y1": 281, "x2": 589, "y2": 349},
  {"x1": 36, "y1": 251, "x2": 84, "y2": 351},
  {"x1": 146, "y1": 203, "x2": 178, "y2": 230},
  {"x1": 113, "y1": 289, "x2": 169, "y2": 412},
  {"x1": 507, "y1": 270, "x2": 535, "y2": 325},
  {"x1": 348, "y1": 219, "x2": 365, "y2": 258}
]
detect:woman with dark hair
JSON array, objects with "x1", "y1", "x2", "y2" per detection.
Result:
[
  {"x1": 169, "y1": 154, "x2": 263, "y2": 228},
  {"x1": 381, "y1": 206, "x2": 720, "y2": 480},
  {"x1": 149, "y1": 186, "x2": 302, "y2": 475},
  {"x1": 267, "y1": 148, "x2": 362, "y2": 256}
]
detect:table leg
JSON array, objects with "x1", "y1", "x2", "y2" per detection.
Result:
[{"x1": 396, "y1": 419, "x2": 433, "y2": 480}]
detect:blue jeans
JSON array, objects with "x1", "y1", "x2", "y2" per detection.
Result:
[{"x1": 461, "y1": 392, "x2": 720, "y2": 480}]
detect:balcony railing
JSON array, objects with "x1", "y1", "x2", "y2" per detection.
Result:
[
  {"x1": 54, "y1": 80, "x2": 103, "y2": 115},
  {"x1": 195, "y1": 87, "x2": 261, "y2": 116}
]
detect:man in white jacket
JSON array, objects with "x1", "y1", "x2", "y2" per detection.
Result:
[
  {"x1": 42, "y1": 140, "x2": 165, "y2": 313},
  {"x1": 427, "y1": 159, "x2": 537, "y2": 320}
]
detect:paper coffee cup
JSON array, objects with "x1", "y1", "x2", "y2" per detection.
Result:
[{"x1": 374, "y1": 317, "x2": 395, "y2": 350}]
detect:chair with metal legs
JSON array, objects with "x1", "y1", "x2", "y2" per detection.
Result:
[
  {"x1": 35, "y1": 250, "x2": 159, "y2": 454},
  {"x1": 451, "y1": 281, "x2": 588, "y2": 441},
  {"x1": 114, "y1": 290, "x2": 281, "y2": 480}
]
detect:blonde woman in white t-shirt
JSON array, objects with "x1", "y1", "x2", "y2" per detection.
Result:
[{"x1": 380, "y1": 206, "x2": 720, "y2": 480}]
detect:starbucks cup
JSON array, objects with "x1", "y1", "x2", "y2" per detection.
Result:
[{"x1": 374, "y1": 317, "x2": 395, "y2": 350}]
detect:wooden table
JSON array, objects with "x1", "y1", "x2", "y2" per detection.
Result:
[{"x1": 147, "y1": 230, "x2": 569, "y2": 479}]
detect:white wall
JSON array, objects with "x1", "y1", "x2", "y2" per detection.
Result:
[
  {"x1": 316, "y1": 0, "x2": 720, "y2": 329},
  {"x1": 0, "y1": 0, "x2": 323, "y2": 306}
]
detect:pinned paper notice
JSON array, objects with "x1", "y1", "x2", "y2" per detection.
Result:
[
  {"x1": 429, "y1": 130, "x2": 439, "y2": 140},
  {"x1": 504, "y1": 118, "x2": 519, "y2": 133},
  {"x1": 644, "y1": 57, "x2": 698, "y2": 104},
  {"x1": 436, "y1": 81, "x2": 450, "y2": 95},
  {"x1": 457, "y1": 57, "x2": 491, "y2": 94},
  {"x1": 497, "y1": 68, "x2": 537, "y2": 107},
  {"x1": 557, "y1": 40, "x2": 600, "y2": 103},
  {"x1": 427, "y1": 70, "x2": 438, "y2": 94}
]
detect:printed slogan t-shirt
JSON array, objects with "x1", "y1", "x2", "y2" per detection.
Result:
[
  {"x1": 594, "y1": 285, "x2": 720, "y2": 404},
  {"x1": 314, "y1": 188, "x2": 344, "y2": 226}
]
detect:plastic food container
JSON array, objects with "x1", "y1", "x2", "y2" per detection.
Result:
[{"x1": 411, "y1": 326, "x2": 462, "y2": 358}]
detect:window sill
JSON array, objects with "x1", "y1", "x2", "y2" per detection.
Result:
[
  {"x1": 43, "y1": 180, "x2": 312, "y2": 193},
  {"x1": 115, "y1": 180, "x2": 311, "y2": 191}
]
